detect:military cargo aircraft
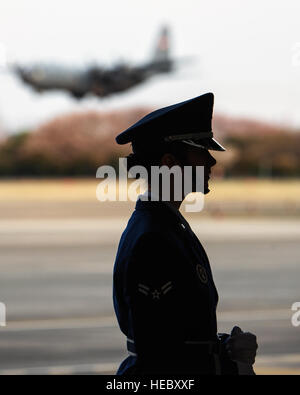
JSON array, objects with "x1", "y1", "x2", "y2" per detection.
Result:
[{"x1": 14, "y1": 27, "x2": 173, "y2": 99}]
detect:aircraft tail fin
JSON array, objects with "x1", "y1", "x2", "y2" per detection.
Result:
[{"x1": 152, "y1": 26, "x2": 172, "y2": 71}]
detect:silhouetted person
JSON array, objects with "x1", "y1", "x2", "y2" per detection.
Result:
[{"x1": 113, "y1": 93, "x2": 257, "y2": 375}]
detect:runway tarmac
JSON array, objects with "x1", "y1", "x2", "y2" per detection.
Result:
[{"x1": 0, "y1": 217, "x2": 299, "y2": 375}]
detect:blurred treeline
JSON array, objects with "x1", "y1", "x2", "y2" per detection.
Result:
[{"x1": 0, "y1": 109, "x2": 299, "y2": 178}]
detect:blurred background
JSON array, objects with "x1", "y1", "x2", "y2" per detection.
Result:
[{"x1": 0, "y1": 0, "x2": 299, "y2": 375}]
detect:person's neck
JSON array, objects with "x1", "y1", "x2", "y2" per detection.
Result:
[
  {"x1": 147, "y1": 187, "x2": 184, "y2": 211},
  {"x1": 167, "y1": 199, "x2": 182, "y2": 211}
]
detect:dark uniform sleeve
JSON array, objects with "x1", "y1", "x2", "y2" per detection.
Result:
[
  {"x1": 126, "y1": 232, "x2": 186, "y2": 373},
  {"x1": 218, "y1": 333, "x2": 239, "y2": 375}
]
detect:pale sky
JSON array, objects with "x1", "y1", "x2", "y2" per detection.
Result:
[{"x1": 0, "y1": 0, "x2": 300, "y2": 132}]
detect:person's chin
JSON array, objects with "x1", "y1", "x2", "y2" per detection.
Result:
[
  {"x1": 192, "y1": 178, "x2": 210, "y2": 194},
  {"x1": 193, "y1": 183, "x2": 210, "y2": 194},
  {"x1": 204, "y1": 179, "x2": 210, "y2": 194}
]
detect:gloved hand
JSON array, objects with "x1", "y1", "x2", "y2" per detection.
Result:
[{"x1": 226, "y1": 326, "x2": 258, "y2": 367}]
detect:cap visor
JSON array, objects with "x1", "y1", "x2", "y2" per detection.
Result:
[{"x1": 207, "y1": 137, "x2": 226, "y2": 151}]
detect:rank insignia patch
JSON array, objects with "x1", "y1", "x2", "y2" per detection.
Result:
[
  {"x1": 137, "y1": 281, "x2": 173, "y2": 299},
  {"x1": 138, "y1": 283, "x2": 150, "y2": 296},
  {"x1": 151, "y1": 289, "x2": 160, "y2": 299}
]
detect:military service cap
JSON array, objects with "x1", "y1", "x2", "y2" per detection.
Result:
[{"x1": 115, "y1": 92, "x2": 225, "y2": 151}]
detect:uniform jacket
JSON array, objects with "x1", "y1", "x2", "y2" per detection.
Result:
[{"x1": 113, "y1": 197, "x2": 238, "y2": 375}]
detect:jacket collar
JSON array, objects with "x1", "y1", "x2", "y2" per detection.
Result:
[{"x1": 135, "y1": 194, "x2": 191, "y2": 230}]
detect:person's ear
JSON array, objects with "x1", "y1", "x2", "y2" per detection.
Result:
[{"x1": 160, "y1": 153, "x2": 180, "y2": 168}]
